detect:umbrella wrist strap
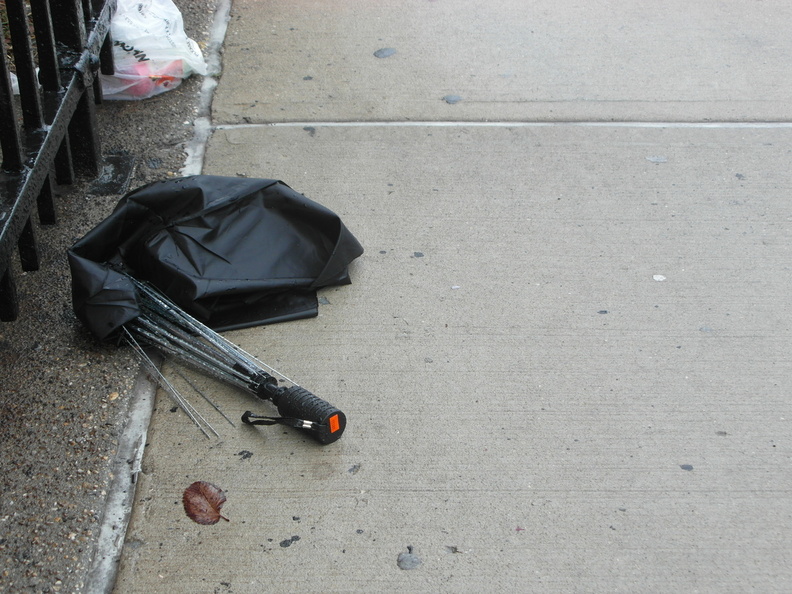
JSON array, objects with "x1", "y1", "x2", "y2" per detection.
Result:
[{"x1": 242, "y1": 411, "x2": 317, "y2": 430}]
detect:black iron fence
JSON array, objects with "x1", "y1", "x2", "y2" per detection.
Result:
[{"x1": 0, "y1": 0, "x2": 115, "y2": 321}]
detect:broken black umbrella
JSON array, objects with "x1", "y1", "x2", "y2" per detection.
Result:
[{"x1": 68, "y1": 175, "x2": 362, "y2": 444}]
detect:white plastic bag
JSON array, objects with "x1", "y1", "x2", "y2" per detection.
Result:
[{"x1": 101, "y1": 0, "x2": 207, "y2": 100}]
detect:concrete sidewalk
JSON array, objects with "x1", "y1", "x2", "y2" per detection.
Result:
[{"x1": 113, "y1": 1, "x2": 792, "y2": 591}]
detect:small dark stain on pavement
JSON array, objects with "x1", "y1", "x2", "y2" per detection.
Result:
[
  {"x1": 280, "y1": 535, "x2": 301, "y2": 548},
  {"x1": 125, "y1": 538, "x2": 144, "y2": 550},
  {"x1": 374, "y1": 48, "x2": 397, "y2": 58},
  {"x1": 598, "y1": 310, "x2": 608, "y2": 314},
  {"x1": 303, "y1": 75, "x2": 313, "y2": 80},
  {"x1": 413, "y1": 252, "x2": 424, "y2": 258},
  {"x1": 715, "y1": 431, "x2": 728, "y2": 436},
  {"x1": 443, "y1": 94, "x2": 462, "y2": 104},
  {"x1": 397, "y1": 545, "x2": 422, "y2": 569},
  {"x1": 236, "y1": 450, "x2": 253, "y2": 460},
  {"x1": 680, "y1": 464, "x2": 694, "y2": 471},
  {"x1": 303, "y1": 126, "x2": 316, "y2": 137},
  {"x1": 318, "y1": 296, "x2": 330, "y2": 305},
  {"x1": 348, "y1": 463, "x2": 361, "y2": 474}
]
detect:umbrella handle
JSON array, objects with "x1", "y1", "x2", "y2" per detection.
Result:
[
  {"x1": 276, "y1": 386, "x2": 346, "y2": 444},
  {"x1": 246, "y1": 385, "x2": 346, "y2": 444}
]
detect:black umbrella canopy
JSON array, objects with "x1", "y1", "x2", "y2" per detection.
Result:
[{"x1": 68, "y1": 175, "x2": 364, "y2": 340}]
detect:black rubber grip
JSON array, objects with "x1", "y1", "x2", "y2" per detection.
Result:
[{"x1": 274, "y1": 386, "x2": 346, "y2": 444}]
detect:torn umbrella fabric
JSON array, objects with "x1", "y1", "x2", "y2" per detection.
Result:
[{"x1": 68, "y1": 175, "x2": 364, "y2": 340}]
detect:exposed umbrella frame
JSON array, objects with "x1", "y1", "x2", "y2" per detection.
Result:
[{"x1": 122, "y1": 274, "x2": 346, "y2": 444}]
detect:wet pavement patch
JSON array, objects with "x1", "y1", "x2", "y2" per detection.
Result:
[
  {"x1": 90, "y1": 153, "x2": 136, "y2": 195},
  {"x1": 374, "y1": 47, "x2": 397, "y2": 58},
  {"x1": 397, "y1": 545, "x2": 422, "y2": 569}
]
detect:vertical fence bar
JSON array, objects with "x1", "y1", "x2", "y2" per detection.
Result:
[
  {"x1": 29, "y1": 0, "x2": 61, "y2": 91},
  {"x1": 26, "y1": 0, "x2": 63, "y2": 224},
  {"x1": 51, "y1": 0, "x2": 102, "y2": 176},
  {"x1": 30, "y1": 0, "x2": 77, "y2": 188},
  {"x1": 0, "y1": 271, "x2": 19, "y2": 322},
  {"x1": 68, "y1": 92, "x2": 102, "y2": 176},
  {"x1": 0, "y1": 27, "x2": 23, "y2": 321},
  {"x1": 6, "y1": 0, "x2": 44, "y2": 129},
  {"x1": 17, "y1": 219, "x2": 40, "y2": 272},
  {"x1": 0, "y1": 26, "x2": 24, "y2": 171},
  {"x1": 99, "y1": 34, "x2": 115, "y2": 76}
]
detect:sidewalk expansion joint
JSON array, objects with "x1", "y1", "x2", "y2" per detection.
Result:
[{"x1": 214, "y1": 121, "x2": 792, "y2": 130}]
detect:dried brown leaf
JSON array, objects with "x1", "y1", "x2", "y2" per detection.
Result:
[{"x1": 182, "y1": 481, "x2": 229, "y2": 525}]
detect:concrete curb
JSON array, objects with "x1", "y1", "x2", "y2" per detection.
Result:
[
  {"x1": 182, "y1": 0, "x2": 231, "y2": 177},
  {"x1": 84, "y1": 367, "x2": 157, "y2": 594}
]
